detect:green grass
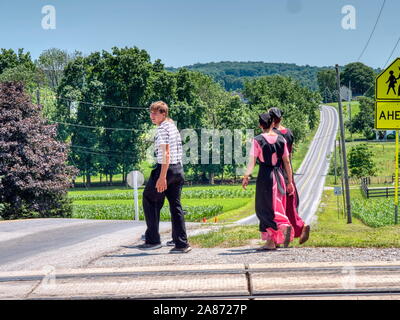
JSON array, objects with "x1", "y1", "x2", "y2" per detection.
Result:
[
  {"x1": 189, "y1": 225, "x2": 260, "y2": 248},
  {"x1": 215, "y1": 199, "x2": 255, "y2": 223}
]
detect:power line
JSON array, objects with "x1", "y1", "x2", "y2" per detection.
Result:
[
  {"x1": 43, "y1": 92, "x2": 209, "y2": 111},
  {"x1": 357, "y1": 0, "x2": 387, "y2": 61},
  {"x1": 48, "y1": 120, "x2": 150, "y2": 132},
  {"x1": 383, "y1": 36, "x2": 400, "y2": 68},
  {"x1": 69, "y1": 146, "x2": 138, "y2": 158},
  {"x1": 70, "y1": 145, "x2": 138, "y2": 156},
  {"x1": 362, "y1": 35, "x2": 400, "y2": 96},
  {"x1": 55, "y1": 96, "x2": 148, "y2": 110}
]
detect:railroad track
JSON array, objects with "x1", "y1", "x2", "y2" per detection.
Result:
[{"x1": 3, "y1": 263, "x2": 400, "y2": 299}]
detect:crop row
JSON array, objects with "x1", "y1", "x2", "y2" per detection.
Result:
[
  {"x1": 72, "y1": 204, "x2": 224, "y2": 221},
  {"x1": 69, "y1": 189, "x2": 255, "y2": 201},
  {"x1": 351, "y1": 199, "x2": 397, "y2": 228}
]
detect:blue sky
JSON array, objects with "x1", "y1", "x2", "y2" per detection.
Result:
[{"x1": 0, "y1": 0, "x2": 398, "y2": 69}]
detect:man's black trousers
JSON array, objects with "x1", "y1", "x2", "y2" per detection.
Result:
[{"x1": 143, "y1": 163, "x2": 189, "y2": 248}]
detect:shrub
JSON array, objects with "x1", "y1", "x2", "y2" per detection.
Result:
[
  {"x1": 0, "y1": 82, "x2": 78, "y2": 219},
  {"x1": 348, "y1": 144, "x2": 376, "y2": 179}
]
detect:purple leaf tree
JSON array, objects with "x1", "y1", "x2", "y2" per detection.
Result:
[{"x1": 0, "y1": 82, "x2": 78, "y2": 219}]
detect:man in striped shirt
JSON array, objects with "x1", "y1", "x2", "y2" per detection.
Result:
[{"x1": 138, "y1": 101, "x2": 191, "y2": 253}]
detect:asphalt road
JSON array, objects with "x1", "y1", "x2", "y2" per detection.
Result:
[
  {"x1": 237, "y1": 105, "x2": 339, "y2": 225},
  {"x1": 0, "y1": 218, "x2": 174, "y2": 271}
]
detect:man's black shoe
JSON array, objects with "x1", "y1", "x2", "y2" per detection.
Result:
[
  {"x1": 169, "y1": 246, "x2": 192, "y2": 254},
  {"x1": 137, "y1": 243, "x2": 162, "y2": 250},
  {"x1": 166, "y1": 240, "x2": 175, "y2": 246}
]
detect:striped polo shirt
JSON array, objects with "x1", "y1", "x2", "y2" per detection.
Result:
[{"x1": 155, "y1": 119, "x2": 183, "y2": 164}]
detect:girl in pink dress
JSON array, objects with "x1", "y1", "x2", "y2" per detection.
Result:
[
  {"x1": 242, "y1": 112, "x2": 295, "y2": 250},
  {"x1": 269, "y1": 107, "x2": 310, "y2": 244}
]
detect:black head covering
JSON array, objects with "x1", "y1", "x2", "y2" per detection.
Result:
[
  {"x1": 259, "y1": 112, "x2": 273, "y2": 128},
  {"x1": 259, "y1": 112, "x2": 271, "y2": 123},
  {"x1": 269, "y1": 107, "x2": 283, "y2": 120}
]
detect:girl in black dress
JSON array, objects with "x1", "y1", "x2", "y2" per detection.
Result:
[{"x1": 242, "y1": 112, "x2": 294, "y2": 250}]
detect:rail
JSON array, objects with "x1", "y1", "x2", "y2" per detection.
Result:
[{"x1": 361, "y1": 177, "x2": 396, "y2": 198}]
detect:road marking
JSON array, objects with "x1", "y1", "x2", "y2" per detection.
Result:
[
  {"x1": 298, "y1": 107, "x2": 335, "y2": 195},
  {"x1": 298, "y1": 106, "x2": 338, "y2": 222}
]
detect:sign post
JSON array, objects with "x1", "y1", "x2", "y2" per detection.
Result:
[
  {"x1": 127, "y1": 171, "x2": 144, "y2": 221},
  {"x1": 396, "y1": 132, "x2": 399, "y2": 224},
  {"x1": 334, "y1": 186, "x2": 343, "y2": 219},
  {"x1": 375, "y1": 57, "x2": 400, "y2": 224}
]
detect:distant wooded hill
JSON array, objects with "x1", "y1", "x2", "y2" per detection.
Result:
[{"x1": 167, "y1": 61, "x2": 330, "y2": 91}]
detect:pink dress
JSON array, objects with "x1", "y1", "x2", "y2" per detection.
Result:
[
  {"x1": 274, "y1": 128, "x2": 305, "y2": 238},
  {"x1": 250, "y1": 133, "x2": 295, "y2": 244}
]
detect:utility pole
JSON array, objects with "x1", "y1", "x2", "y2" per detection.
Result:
[
  {"x1": 335, "y1": 65, "x2": 352, "y2": 224},
  {"x1": 334, "y1": 138, "x2": 337, "y2": 185},
  {"x1": 348, "y1": 80, "x2": 352, "y2": 141}
]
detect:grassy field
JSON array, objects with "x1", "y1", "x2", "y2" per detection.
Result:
[
  {"x1": 326, "y1": 101, "x2": 360, "y2": 120},
  {"x1": 325, "y1": 140, "x2": 396, "y2": 186}
]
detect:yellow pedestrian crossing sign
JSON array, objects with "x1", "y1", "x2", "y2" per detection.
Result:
[
  {"x1": 375, "y1": 57, "x2": 400, "y2": 223},
  {"x1": 376, "y1": 58, "x2": 400, "y2": 101}
]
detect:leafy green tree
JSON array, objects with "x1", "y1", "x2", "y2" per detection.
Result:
[
  {"x1": 0, "y1": 48, "x2": 35, "y2": 75},
  {"x1": 57, "y1": 47, "x2": 157, "y2": 184},
  {"x1": 348, "y1": 144, "x2": 376, "y2": 178},
  {"x1": 243, "y1": 75, "x2": 321, "y2": 143},
  {"x1": 317, "y1": 69, "x2": 337, "y2": 103},
  {"x1": 0, "y1": 64, "x2": 45, "y2": 92},
  {"x1": 347, "y1": 96, "x2": 376, "y2": 139},
  {"x1": 341, "y1": 62, "x2": 376, "y2": 96},
  {"x1": 36, "y1": 48, "x2": 82, "y2": 89},
  {"x1": 98, "y1": 47, "x2": 153, "y2": 182}
]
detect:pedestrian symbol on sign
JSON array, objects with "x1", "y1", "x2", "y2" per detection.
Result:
[{"x1": 376, "y1": 58, "x2": 400, "y2": 101}]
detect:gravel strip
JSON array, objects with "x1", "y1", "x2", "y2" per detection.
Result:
[
  {"x1": 90, "y1": 241, "x2": 400, "y2": 268},
  {"x1": 86, "y1": 224, "x2": 400, "y2": 268}
]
